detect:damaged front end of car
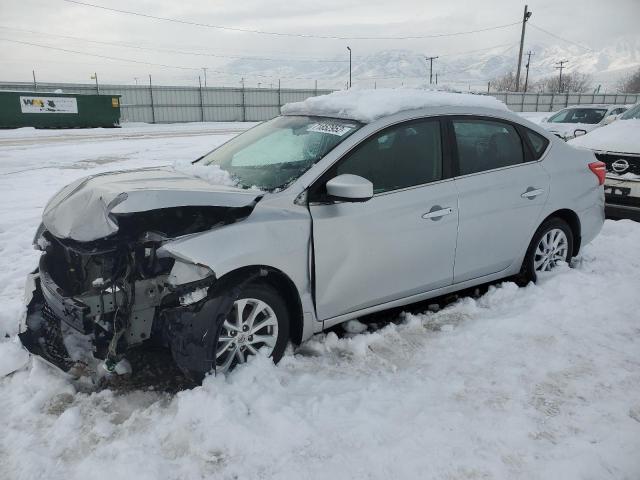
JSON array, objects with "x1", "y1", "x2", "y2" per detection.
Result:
[{"x1": 19, "y1": 169, "x2": 263, "y2": 381}]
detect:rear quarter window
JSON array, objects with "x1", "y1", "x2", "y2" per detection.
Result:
[{"x1": 524, "y1": 129, "x2": 549, "y2": 160}]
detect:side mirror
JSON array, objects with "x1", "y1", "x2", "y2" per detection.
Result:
[
  {"x1": 573, "y1": 129, "x2": 587, "y2": 138},
  {"x1": 603, "y1": 115, "x2": 617, "y2": 125},
  {"x1": 326, "y1": 174, "x2": 373, "y2": 202}
]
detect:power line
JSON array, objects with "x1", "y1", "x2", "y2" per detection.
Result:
[
  {"x1": 3, "y1": 36, "x2": 524, "y2": 85},
  {"x1": 528, "y1": 23, "x2": 593, "y2": 52},
  {"x1": 0, "y1": 38, "x2": 338, "y2": 82},
  {"x1": 0, "y1": 25, "x2": 348, "y2": 63},
  {"x1": 62, "y1": 0, "x2": 520, "y2": 40}
]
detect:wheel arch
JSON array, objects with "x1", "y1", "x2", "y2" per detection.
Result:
[
  {"x1": 540, "y1": 208, "x2": 582, "y2": 256},
  {"x1": 216, "y1": 265, "x2": 304, "y2": 346}
]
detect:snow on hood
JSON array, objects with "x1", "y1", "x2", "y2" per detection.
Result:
[
  {"x1": 43, "y1": 167, "x2": 260, "y2": 242},
  {"x1": 568, "y1": 119, "x2": 640, "y2": 154},
  {"x1": 541, "y1": 122, "x2": 597, "y2": 138},
  {"x1": 281, "y1": 88, "x2": 508, "y2": 123}
]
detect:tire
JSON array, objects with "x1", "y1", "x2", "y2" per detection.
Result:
[
  {"x1": 520, "y1": 217, "x2": 574, "y2": 283},
  {"x1": 214, "y1": 282, "x2": 290, "y2": 374}
]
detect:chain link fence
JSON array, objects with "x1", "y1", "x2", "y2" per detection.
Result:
[{"x1": 0, "y1": 81, "x2": 637, "y2": 122}]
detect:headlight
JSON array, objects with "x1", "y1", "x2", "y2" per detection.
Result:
[
  {"x1": 167, "y1": 259, "x2": 215, "y2": 287},
  {"x1": 33, "y1": 223, "x2": 50, "y2": 251}
]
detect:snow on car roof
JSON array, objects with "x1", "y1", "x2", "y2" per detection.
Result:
[
  {"x1": 569, "y1": 119, "x2": 640, "y2": 154},
  {"x1": 281, "y1": 88, "x2": 508, "y2": 123}
]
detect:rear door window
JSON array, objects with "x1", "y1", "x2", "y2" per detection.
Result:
[{"x1": 452, "y1": 119, "x2": 525, "y2": 175}]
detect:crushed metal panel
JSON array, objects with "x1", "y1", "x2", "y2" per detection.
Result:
[{"x1": 42, "y1": 167, "x2": 261, "y2": 242}]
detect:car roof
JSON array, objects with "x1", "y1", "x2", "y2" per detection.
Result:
[{"x1": 280, "y1": 88, "x2": 509, "y2": 124}]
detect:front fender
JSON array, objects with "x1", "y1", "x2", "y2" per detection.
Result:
[{"x1": 157, "y1": 198, "x2": 317, "y2": 338}]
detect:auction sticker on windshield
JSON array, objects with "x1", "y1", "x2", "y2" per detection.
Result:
[{"x1": 307, "y1": 122, "x2": 356, "y2": 136}]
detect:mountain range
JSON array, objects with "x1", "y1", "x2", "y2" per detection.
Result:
[{"x1": 224, "y1": 38, "x2": 640, "y2": 91}]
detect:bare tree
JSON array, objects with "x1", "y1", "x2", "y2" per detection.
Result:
[
  {"x1": 617, "y1": 68, "x2": 640, "y2": 93},
  {"x1": 489, "y1": 71, "x2": 517, "y2": 92},
  {"x1": 532, "y1": 71, "x2": 592, "y2": 93}
]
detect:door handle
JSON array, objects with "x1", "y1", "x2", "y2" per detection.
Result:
[
  {"x1": 422, "y1": 207, "x2": 453, "y2": 220},
  {"x1": 521, "y1": 188, "x2": 544, "y2": 199}
]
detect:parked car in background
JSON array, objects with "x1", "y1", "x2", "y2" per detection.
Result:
[
  {"x1": 540, "y1": 104, "x2": 628, "y2": 141},
  {"x1": 19, "y1": 89, "x2": 605, "y2": 382},
  {"x1": 570, "y1": 103, "x2": 640, "y2": 221}
]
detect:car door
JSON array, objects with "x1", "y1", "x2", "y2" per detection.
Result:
[
  {"x1": 449, "y1": 117, "x2": 550, "y2": 283},
  {"x1": 308, "y1": 118, "x2": 459, "y2": 321}
]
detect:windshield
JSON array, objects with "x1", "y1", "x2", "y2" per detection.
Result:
[
  {"x1": 548, "y1": 108, "x2": 608, "y2": 124},
  {"x1": 621, "y1": 104, "x2": 640, "y2": 120},
  {"x1": 198, "y1": 115, "x2": 361, "y2": 191}
]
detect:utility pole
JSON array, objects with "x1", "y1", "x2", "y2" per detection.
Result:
[
  {"x1": 149, "y1": 74, "x2": 155, "y2": 124},
  {"x1": 523, "y1": 50, "x2": 534, "y2": 92},
  {"x1": 91, "y1": 72, "x2": 99, "y2": 94},
  {"x1": 346, "y1": 46, "x2": 352, "y2": 89},
  {"x1": 32, "y1": 70, "x2": 37, "y2": 91},
  {"x1": 202, "y1": 68, "x2": 208, "y2": 87},
  {"x1": 198, "y1": 75, "x2": 204, "y2": 122},
  {"x1": 487, "y1": 81, "x2": 491, "y2": 93},
  {"x1": 515, "y1": 4, "x2": 532, "y2": 92},
  {"x1": 425, "y1": 56, "x2": 438, "y2": 85},
  {"x1": 435, "y1": 72, "x2": 438, "y2": 85},
  {"x1": 555, "y1": 60, "x2": 568, "y2": 93}
]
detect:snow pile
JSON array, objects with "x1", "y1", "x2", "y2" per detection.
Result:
[
  {"x1": 281, "y1": 88, "x2": 508, "y2": 123},
  {"x1": 569, "y1": 119, "x2": 640, "y2": 153},
  {"x1": 172, "y1": 159, "x2": 238, "y2": 187}
]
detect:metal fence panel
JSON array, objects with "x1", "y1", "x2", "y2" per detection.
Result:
[{"x1": 0, "y1": 81, "x2": 637, "y2": 124}]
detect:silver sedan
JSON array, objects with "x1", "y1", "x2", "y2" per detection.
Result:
[{"x1": 21, "y1": 102, "x2": 605, "y2": 380}]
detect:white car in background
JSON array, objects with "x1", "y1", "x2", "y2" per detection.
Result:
[
  {"x1": 570, "y1": 103, "x2": 640, "y2": 221},
  {"x1": 541, "y1": 104, "x2": 628, "y2": 141}
]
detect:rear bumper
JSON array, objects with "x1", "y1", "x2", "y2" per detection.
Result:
[
  {"x1": 605, "y1": 203, "x2": 640, "y2": 221},
  {"x1": 604, "y1": 178, "x2": 640, "y2": 222}
]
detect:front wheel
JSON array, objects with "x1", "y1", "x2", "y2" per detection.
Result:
[
  {"x1": 521, "y1": 217, "x2": 574, "y2": 283},
  {"x1": 214, "y1": 283, "x2": 290, "y2": 374}
]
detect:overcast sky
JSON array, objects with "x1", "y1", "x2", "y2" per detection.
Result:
[{"x1": 1, "y1": 0, "x2": 638, "y2": 86}]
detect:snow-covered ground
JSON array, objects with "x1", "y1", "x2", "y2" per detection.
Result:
[{"x1": 1, "y1": 123, "x2": 639, "y2": 480}]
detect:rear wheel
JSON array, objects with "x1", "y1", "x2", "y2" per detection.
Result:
[
  {"x1": 215, "y1": 283, "x2": 289, "y2": 374},
  {"x1": 521, "y1": 217, "x2": 574, "y2": 283}
]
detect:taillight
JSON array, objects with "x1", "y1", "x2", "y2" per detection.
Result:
[{"x1": 588, "y1": 161, "x2": 606, "y2": 185}]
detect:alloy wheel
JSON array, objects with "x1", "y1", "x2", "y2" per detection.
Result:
[
  {"x1": 533, "y1": 228, "x2": 569, "y2": 272},
  {"x1": 215, "y1": 298, "x2": 279, "y2": 373}
]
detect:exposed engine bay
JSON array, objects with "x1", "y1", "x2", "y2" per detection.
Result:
[{"x1": 19, "y1": 201, "x2": 259, "y2": 382}]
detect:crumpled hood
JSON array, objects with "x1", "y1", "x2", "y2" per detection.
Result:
[{"x1": 43, "y1": 167, "x2": 261, "y2": 242}]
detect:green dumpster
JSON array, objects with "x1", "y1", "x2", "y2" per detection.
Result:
[{"x1": 0, "y1": 91, "x2": 121, "y2": 128}]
